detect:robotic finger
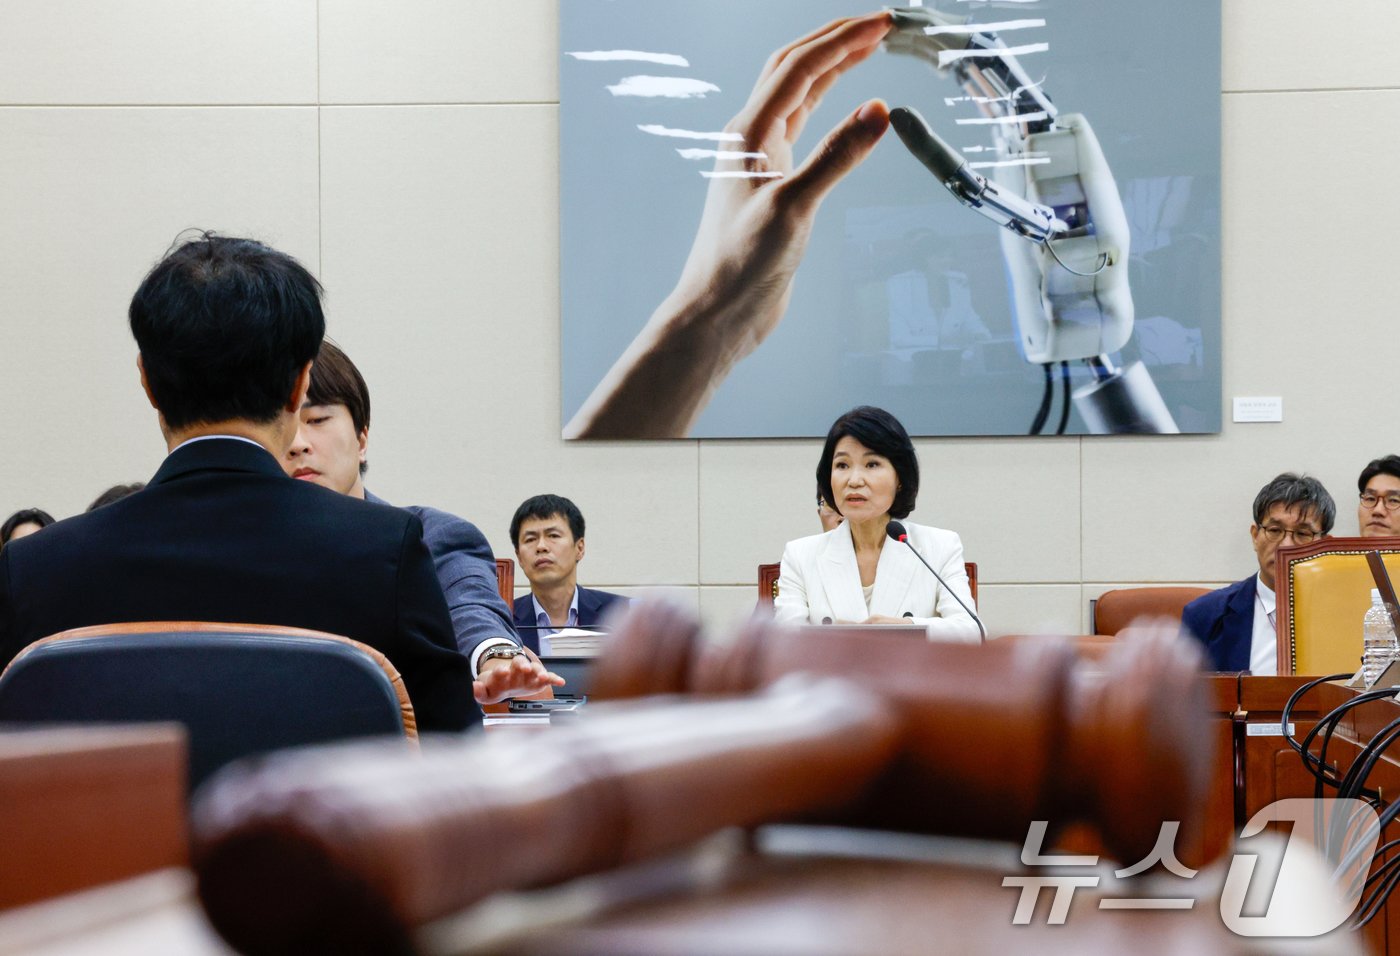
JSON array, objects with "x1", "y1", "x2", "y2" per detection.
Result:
[{"x1": 889, "y1": 106, "x2": 1063, "y2": 244}]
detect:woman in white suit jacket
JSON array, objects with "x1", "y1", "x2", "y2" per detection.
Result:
[{"x1": 773, "y1": 406, "x2": 981, "y2": 643}]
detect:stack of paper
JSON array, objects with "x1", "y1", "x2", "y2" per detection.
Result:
[{"x1": 540, "y1": 627, "x2": 604, "y2": 657}]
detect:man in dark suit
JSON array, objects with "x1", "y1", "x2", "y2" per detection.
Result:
[
  {"x1": 510, "y1": 495, "x2": 628, "y2": 654},
  {"x1": 0, "y1": 234, "x2": 479, "y2": 731},
  {"x1": 1182, "y1": 473, "x2": 1334, "y2": 673}
]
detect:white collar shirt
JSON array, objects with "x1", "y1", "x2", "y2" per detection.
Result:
[{"x1": 1250, "y1": 573, "x2": 1278, "y2": 676}]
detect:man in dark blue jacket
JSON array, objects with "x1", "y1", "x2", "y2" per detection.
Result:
[
  {"x1": 510, "y1": 495, "x2": 628, "y2": 654},
  {"x1": 1182, "y1": 473, "x2": 1334, "y2": 673}
]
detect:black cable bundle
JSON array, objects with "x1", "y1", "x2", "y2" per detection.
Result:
[
  {"x1": 1280, "y1": 677, "x2": 1400, "y2": 927},
  {"x1": 1055, "y1": 361, "x2": 1072, "y2": 435},
  {"x1": 1028, "y1": 363, "x2": 1053, "y2": 435}
]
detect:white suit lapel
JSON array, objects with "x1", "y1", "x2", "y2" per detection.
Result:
[
  {"x1": 817, "y1": 522, "x2": 870, "y2": 624},
  {"x1": 870, "y1": 526, "x2": 920, "y2": 618}
]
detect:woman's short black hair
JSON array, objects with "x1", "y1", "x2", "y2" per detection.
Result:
[
  {"x1": 1, "y1": 508, "x2": 56, "y2": 546},
  {"x1": 816, "y1": 406, "x2": 919, "y2": 520}
]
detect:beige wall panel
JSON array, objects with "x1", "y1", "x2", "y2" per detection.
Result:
[
  {"x1": 0, "y1": 1, "x2": 316, "y2": 105},
  {"x1": 976, "y1": 584, "x2": 1083, "y2": 637},
  {"x1": 0, "y1": 106, "x2": 319, "y2": 518},
  {"x1": 696, "y1": 440, "x2": 828, "y2": 586},
  {"x1": 320, "y1": 0, "x2": 558, "y2": 104},
  {"x1": 907, "y1": 438, "x2": 1080, "y2": 584},
  {"x1": 1224, "y1": 0, "x2": 1400, "y2": 92},
  {"x1": 1083, "y1": 89, "x2": 1400, "y2": 582},
  {"x1": 317, "y1": 104, "x2": 697, "y2": 585},
  {"x1": 698, "y1": 437, "x2": 1080, "y2": 586},
  {"x1": 1082, "y1": 433, "x2": 1260, "y2": 585},
  {"x1": 698, "y1": 586, "x2": 763, "y2": 639}
]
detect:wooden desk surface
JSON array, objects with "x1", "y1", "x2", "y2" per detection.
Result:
[
  {"x1": 0, "y1": 833, "x2": 1363, "y2": 956},
  {"x1": 0, "y1": 725, "x2": 187, "y2": 911},
  {"x1": 3, "y1": 672, "x2": 1380, "y2": 955}
]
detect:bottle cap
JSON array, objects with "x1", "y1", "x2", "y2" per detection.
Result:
[{"x1": 1373, "y1": 588, "x2": 1382, "y2": 602}]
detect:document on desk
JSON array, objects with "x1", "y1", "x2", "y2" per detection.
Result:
[
  {"x1": 482, "y1": 712, "x2": 551, "y2": 729},
  {"x1": 542, "y1": 627, "x2": 606, "y2": 657}
]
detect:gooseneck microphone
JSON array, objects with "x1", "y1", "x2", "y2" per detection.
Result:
[{"x1": 886, "y1": 520, "x2": 986, "y2": 641}]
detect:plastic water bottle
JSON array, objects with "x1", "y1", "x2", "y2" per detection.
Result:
[{"x1": 1362, "y1": 589, "x2": 1398, "y2": 686}]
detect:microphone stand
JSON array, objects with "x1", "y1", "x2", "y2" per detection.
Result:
[{"x1": 887, "y1": 522, "x2": 987, "y2": 641}]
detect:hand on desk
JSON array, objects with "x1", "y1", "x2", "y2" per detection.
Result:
[
  {"x1": 564, "y1": 12, "x2": 893, "y2": 439},
  {"x1": 473, "y1": 648, "x2": 565, "y2": 705}
]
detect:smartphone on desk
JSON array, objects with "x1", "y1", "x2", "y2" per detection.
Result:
[{"x1": 507, "y1": 697, "x2": 585, "y2": 714}]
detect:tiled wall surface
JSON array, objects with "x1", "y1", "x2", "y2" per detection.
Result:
[{"x1": 3, "y1": 1, "x2": 1396, "y2": 636}]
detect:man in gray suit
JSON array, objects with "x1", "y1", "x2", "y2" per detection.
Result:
[{"x1": 285, "y1": 340, "x2": 562, "y2": 703}]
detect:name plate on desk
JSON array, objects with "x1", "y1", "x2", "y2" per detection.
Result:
[
  {"x1": 797, "y1": 625, "x2": 929, "y2": 639},
  {"x1": 1344, "y1": 657, "x2": 1400, "y2": 691},
  {"x1": 1245, "y1": 722, "x2": 1295, "y2": 737}
]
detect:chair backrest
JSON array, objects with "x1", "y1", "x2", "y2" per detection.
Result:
[
  {"x1": 758, "y1": 563, "x2": 781, "y2": 604},
  {"x1": 1091, "y1": 586, "x2": 1211, "y2": 636},
  {"x1": 757, "y1": 562, "x2": 979, "y2": 605},
  {"x1": 0, "y1": 622, "x2": 415, "y2": 790},
  {"x1": 495, "y1": 557, "x2": 515, "y2": 604},
  {"x1": 1275, "y1": 536, "x2": 1400, "y2": 676}
]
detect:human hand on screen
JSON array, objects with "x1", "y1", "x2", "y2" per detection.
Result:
[
  {"x1": 473, "y1": 647, "x2": 565, "y2": 705},
  {"x1": 564, "y1": 12, "x2": 893, "y2": 439}
]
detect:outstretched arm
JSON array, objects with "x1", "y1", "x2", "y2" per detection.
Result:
[{"x1": 565, "y1": 12, "x2": 894, "y2": 439}]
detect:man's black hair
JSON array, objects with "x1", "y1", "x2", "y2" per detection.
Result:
[
  {"x1": 510, "y1": 494, "x2": 585, "y2": 547},
  {"x1": 1358, "y1": 455, "x2": 1400, "y2": 494},
  {"x1": 129, "y1": 232, "x2": 325, "y2": 429},
  {"x1": 306, "y1": 340, "x2": 372, "y2": 476}
]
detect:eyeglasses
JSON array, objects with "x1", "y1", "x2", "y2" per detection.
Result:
[
  {"x1": 1360, "y1": 492, "x2": 1400, "y2": 512},
  {"x1": 1257, "y1": 525, "x2": 1321, "y2": 544}
]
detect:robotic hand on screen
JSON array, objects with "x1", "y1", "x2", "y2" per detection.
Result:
[{"x1": 884, "y1": 7, "x2": 1179, "y2": 435}]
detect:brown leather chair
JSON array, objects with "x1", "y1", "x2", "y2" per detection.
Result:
[
  {"x1": 1275, "y1": 536, "x2": 1400, "y2": 675},
  {"x1": 495, "y1": 557, "x2": 515, "y2": 604},
  {"x1": 758, "y1": 561, "x2": 978, "y2": 605},
  {"x1": 1090, "y1": 586, "x2": 1210, "y2": 636},
  {"x1": 0, "y1": 622, "x2": 416, "y2": 789}
]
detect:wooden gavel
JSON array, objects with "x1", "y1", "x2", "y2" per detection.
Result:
[{"x1": 192, "y1": 608, "x2": 1212, "y2": 955}]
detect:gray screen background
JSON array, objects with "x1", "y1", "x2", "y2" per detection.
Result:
[{"x1": 560, "y1": 0, "x2": 1221, "y2": 438}]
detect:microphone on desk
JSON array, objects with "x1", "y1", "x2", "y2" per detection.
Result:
[{"x1": 886, "y1": 520, "x2": 986, "y2": 641}]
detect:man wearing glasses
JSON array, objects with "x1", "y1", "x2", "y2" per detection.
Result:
[
  {"x1": 1358, "y1": 456, "x2": 1400, "y2": 537},
  {"x1": 1182, "y1": 474, "x2": 1335, "y2": 673}
]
